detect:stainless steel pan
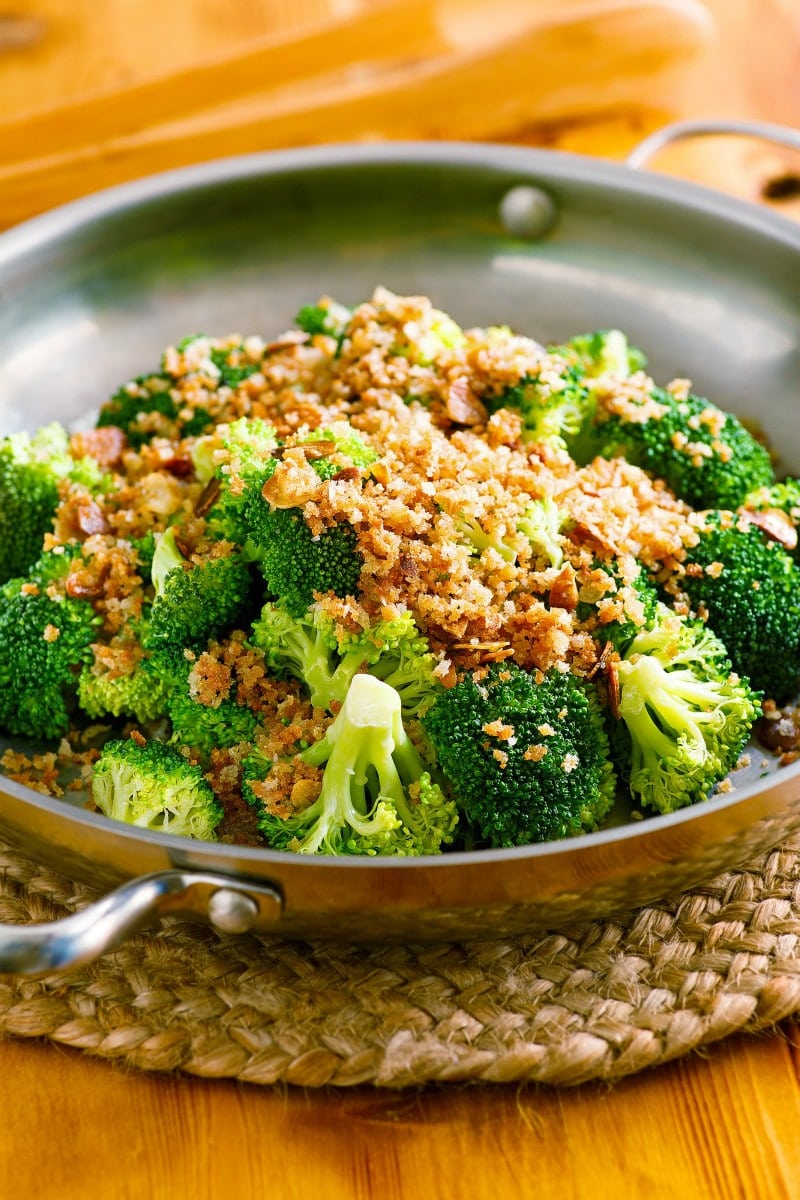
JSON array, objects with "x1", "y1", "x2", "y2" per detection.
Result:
[{"x1": 1, "y1": 126, "x2": 799, "y2": 971}]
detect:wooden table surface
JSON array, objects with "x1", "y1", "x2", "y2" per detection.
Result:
[{"x1": 2, "y1": 2, "x2": 800, "y2": 1197}]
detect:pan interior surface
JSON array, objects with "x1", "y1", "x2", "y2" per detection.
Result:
[{"x1": 0, "y1": 143, "x2": 799, "y2": 939}]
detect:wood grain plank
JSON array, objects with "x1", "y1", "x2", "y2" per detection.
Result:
[{"x1": 2, "y1": 1030, "x2": 800, "y2": 1199}]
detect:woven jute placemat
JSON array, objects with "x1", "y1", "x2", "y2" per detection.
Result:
[{"x1": 2, "y1": 836, "x2": 800, "y2": 1088}]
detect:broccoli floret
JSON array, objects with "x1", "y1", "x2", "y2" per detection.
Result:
[
  {"x1": 487, "y1": 364, "x2": 592, "y2": 451},
  {"x1": 91, "y1": 736, "x2": 223, "y2": 839},
  {"x1": 191, "y1": 417, "x2": 279, "y2": 544},
  {"x1": 240, "y1": 426, "x2": 375, "y2": 615},
  {"x1": 97, "y1": 373, "x2": 180, "y2": 447},
  {"x1": 77, "y1": 645, "x2": 171, "y2": 726},
  {"x1": 742, "y1": 477, "x2": 800, "y2": 562},
  {"x1": 0, "y1": 555, "x2": 101, "y2": 739},
  {"x1": 576, "y1": 558, "x2": 660, "y2": 654},
  {"x1": 252, "y1": 601, "x2": 439, "y2": 717},
  {"x1": 551, "y1": 329, "x2": 647, "y2": 378},
  {"x1": 421, "y1": 662, "x2": 616, "y2": 847},
  {"x1": 244, "y1": 674, "x2": 458, "y2": 856},
  {"x1": 295, "y1": 299, "x2": 353, "y2": 342},
  {"x1": 517, "y1": 498, "x2": 567, "y2": 569},
  {"x1": 0, "y1": 423, "x2": 105, "y2": 584},
  {"x1": 580, "y1": 388, "x2": 774, "y2": 509},
  {"x1": 145, "y1": 527, "x2": 255, "y2": 659},
  {"x1": 678, "y1": 511, "x2": 800, "y2": 702},
  {"x1": 613, "y1": 604, "x2": 761, "y2": 814},
  {"x1": 167, "y1": 655, "x2": 259, "y2": 758}
]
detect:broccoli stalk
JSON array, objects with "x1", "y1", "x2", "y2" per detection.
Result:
[
  {"x1": 246, "y1": 674, "x2": 457, "y2": 856},
  {"x1": 91, "y1": 737, "x2": 223, "y2": 839},
  {"x1": 614, "y1": 605, "x2": 761, "y2": 814},
  {"x1": 252, "y1": 601, "x2": 439, "y2": 716}
]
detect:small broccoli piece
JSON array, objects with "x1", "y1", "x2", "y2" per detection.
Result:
[
  {"x1": 245, "y1": 674, "x2": 457, "y2": 856},
  {"x1": 613, "y1": 604, "x2": 761, "y2": 814},
  {"x1": 77, "y1": 646, "x2": 171, "y2": 726},
  {"x1": 422, "y1": 662, "x2": 616, "y2": 847},
  {"x1": 576, "y1": 558, "x2": 660, "y2": 654},
  {"x1": 0, "y1": 423, "x2": 105, "y2": 584},
  {"x1": 742, "y1": 477, "x2": 800, "y2": 562},
  {"x1": 167, "y1": 655, "x2": 259, "y2": 758},
  {"x1": 0, "y1": 555, "x2": 101, "y2": 739},
  {"x1": 517, "y1": 498, "x2": 567, "y2": 569},
  {"x1": 246, "y1": 510, "x2": 361, "y2": 618},
  {"x1": 487, "y1": 364, "x2": 592, "y2": 451},
  {"x1": 91, "y1": 737, "x2": 223, "y2": 839},
  {"x1": 191, "y1": 417, "x2": 279, "y2": 544},
  {"x1": 295, "y1": 299, "x2": 353, "y2": 342},
  {"x1": 551, "y1": 329, "x2": 647, "y2": 378},
  {"x1": 455, "y1": 513, "x2": 519, "y2": 564},
  {"x1": 392, "y1": 308, "x2": 466, "y2": 366},
  {"x1": 252, "y1": 601, "x2": 439, "y2": 717},
  {"x1": 145, "y1": 527, "x2": 255, "y2": 659},
  {"x1": 242, "y1": 428, "x2": 374, "y2": 616},
  {"x1": 580, "y1": 388, "x2": 774, "y2": 509},
  {"x1": 678, "y1": 511, "x2": 800, "y2": 702},
  {"x1": 97, "y1": 373, "x2": 180, "y2": 447}
]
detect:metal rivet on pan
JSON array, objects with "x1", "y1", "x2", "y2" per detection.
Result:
[
  {"x1": 208, "y1": 887, "x2": 260, "y2": 933},
  {"x1": 499, "y1": 185, "x2": 557, "y2": 240}
]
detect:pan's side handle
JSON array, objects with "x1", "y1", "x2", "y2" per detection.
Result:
[
  {"x1": 0, "y1": 870, "x2": 282, "y2": 975},
  {"x1": 626, "y1": 118, "x2": 800, "y2": 169}
]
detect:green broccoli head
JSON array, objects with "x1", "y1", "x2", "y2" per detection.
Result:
[
  {"x1": 191, "y1": 417, "x2": 279, "y2": 545},
  {"x1": 576, "y1": 558, "x2": 660, "y2": 654},
  {"x1": 613, "y1": 604, "x2": 761, "y2": 814},
  {"x1": 252, "y1": 601, "x2": 440, "y2": 717},
  {"x1": 550, "y1": 329, "x2": 647, "y2": 379},
  {"x1": 295, "y1": 299, "x2": 353, "y2": 343},
  {"x1": 0, "y1": 423, "x2": 106, "y2": 585},
  {"x1": 517, "y1": 497, "x2": 568, "y2": 569},
  {"x1": 166, "y1": 655, "x2": 259, "y2": 759},
  {"x1": 77, "y1": 647, "x2": 171, "y2": 726},
  {"x1": 240, "y1": 425, "x2": 376, "y2": 615},
  {"x1": 488, "y1": 364, "x2": 592, "y2": 452},
  {"x1": 742, "y1": 477, "x2": 800, "y2": 563},
  {"x1": 422, "y1": 662, "x2": 617, "y2": 847},
  {"x1": 0, "y1": 557, "x2": 101, "y2": 739},
  {"x1": 582, "y1": 388, "x2": 774, "y2": 509},
  {"x1": 91, "y1": 736, "x2": 223, "y2": 839},
  {"x1": 96, "y1": 373, "x2": 185, "y2": 447},
  {"x1": 244, "y1": 674, "x2": 457, "y2": 856},
  {"x1": 145, "y1": 527, "x2": 256, "y2": 659},
  {"x1": 678, "y1": 511, "x2": 800, "y2": 702}
]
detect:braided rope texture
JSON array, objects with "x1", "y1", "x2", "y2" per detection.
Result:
[{"x1": 2, "y1": 837, "x2": 800, "y2": 1088}]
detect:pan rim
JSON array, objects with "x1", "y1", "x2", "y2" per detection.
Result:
[{"x1": 1, "y1": 138, "x2": 799, "y2": 873}]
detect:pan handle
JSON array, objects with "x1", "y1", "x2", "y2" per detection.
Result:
[
  {"x1": 0, "y1": 870, "x2": 282, "y2": 976},
  {"x1": 626, "y1": 118, "x2": 800, "y2": 169}
]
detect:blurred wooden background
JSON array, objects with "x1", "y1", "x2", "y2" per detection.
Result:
[{"x1": 0, "y1": 0, "x2": 799, "y2": 227}]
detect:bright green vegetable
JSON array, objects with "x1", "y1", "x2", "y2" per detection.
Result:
[
  {"x1": 422, "y1": 662, "x2": 617, "y2": 846},
  {"x1": 613, "y1": 603, "x2": 761, "y2": 814},
  {"x1": 244, "y1": 674, "x2": 458, "y2": 856},
  {"x1": 91, "y1": 737, "x2": 223, "y2": 839}
]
